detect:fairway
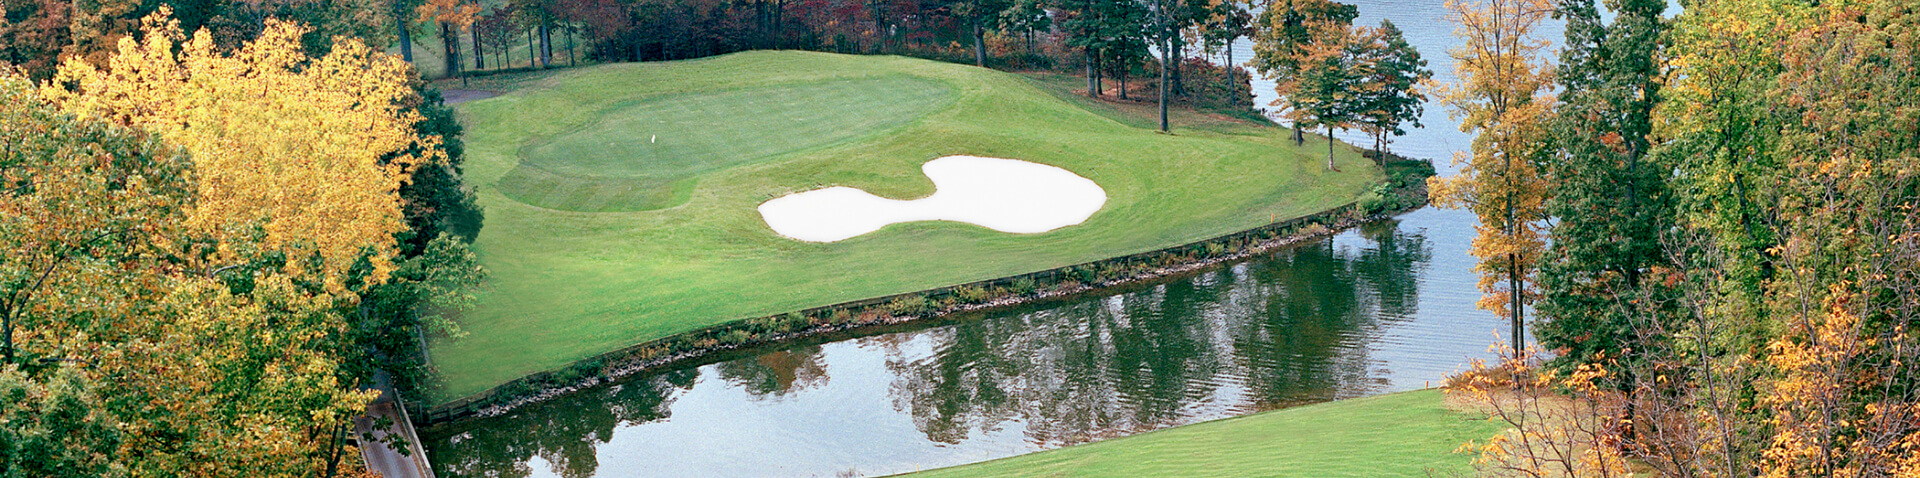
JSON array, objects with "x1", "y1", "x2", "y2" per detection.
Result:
[
  {"x1": 893, "y1": 389, "x2": 1501, "y2": 478},
  {"x1": 438, "y1": 51, "x2": 1381, "y2": 401}
]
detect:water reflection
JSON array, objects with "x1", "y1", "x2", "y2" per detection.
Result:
[
  {"x1": 424, "y1": 218, "x2": 1484, "y2": 478},
  {"x1": 720, "y1": 346, "x2": 831, "y2": 399},
  {"x1": 432, "y1": 368, "x2": 694, "y2": 478}
]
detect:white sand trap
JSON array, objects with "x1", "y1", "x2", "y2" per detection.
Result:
[{"x1": 759, "y1": 156, "x2": 1108, "y2": 242}]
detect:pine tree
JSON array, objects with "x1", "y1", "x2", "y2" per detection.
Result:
[{"x1": 1534, "y1": 0, "x2": 1672, "y2": 380}]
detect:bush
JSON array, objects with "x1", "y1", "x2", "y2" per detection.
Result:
[
  {"x1": 955, "y1": 285, "x2": 992, "y2": 303},
  {"x1": 1009, "y1": 278, "x2": 1037, "y2": 295},
  {"x1": 886, "y1": 295, "x2": 931, "y2": 316}
]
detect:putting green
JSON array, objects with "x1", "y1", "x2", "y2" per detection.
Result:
[
  {"x1": 437, "y1": 51, "x2": 1382, "y2": 402},
  {"x1": 500, "y1": 75, "x2": 955, "y2": 211}
]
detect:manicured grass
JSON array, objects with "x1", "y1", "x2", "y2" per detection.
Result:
[
  {"x1": 435, "y1": 51, "x2": 1380, "y2": 401},
  {"x1": 501, "y1": 74, "x2": 955, "y2": 211},
  {"x1": 894, "y1": 389, "x2": 1500, "y2": 478}
]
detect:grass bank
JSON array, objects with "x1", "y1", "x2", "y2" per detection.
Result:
[
  {"x1": 436, "y1": 51, "x2": 1381, "y2": 402},
  {"x1": 894, "y1": 389, "x2": 1498, "y2": 477}
]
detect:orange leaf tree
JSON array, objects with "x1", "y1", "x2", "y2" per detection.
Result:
[{"x1": 1427, "y1": 0, "x2": 1555, "y2": 357}]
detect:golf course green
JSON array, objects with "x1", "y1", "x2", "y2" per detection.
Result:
[
  {"x1": 437, "y1": 51, "x2": 1381, "y2": 401},
  {"x1": 893, "y1": 389, "x2": 1500, "y2": 477}
]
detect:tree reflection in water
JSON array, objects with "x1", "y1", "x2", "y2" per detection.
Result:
[
  {"x1": 424, "y1": 368, "x2": 695, "y2": 478},
  {"x1": 886, "y1": 220, "x2": 1430, "y2": 446},
  {"x1": 422, "y1": 220, "x2": 1432, "y2": 477},
  {"x1": 718, "y1": 345, "x2": 831, "y2": 399}
]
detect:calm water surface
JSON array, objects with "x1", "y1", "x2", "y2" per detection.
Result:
[{"x1": 424, "y1": 2, "x2": 1571, "y2": 476}]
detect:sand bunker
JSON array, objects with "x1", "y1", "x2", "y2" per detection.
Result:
[{"x1": 759, "y1": 156, "x2": 1108, "y2": 242}]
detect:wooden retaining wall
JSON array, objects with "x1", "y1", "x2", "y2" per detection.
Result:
[{"x1": 417, "y1": 198, "x2": 1403, "y2": 425}]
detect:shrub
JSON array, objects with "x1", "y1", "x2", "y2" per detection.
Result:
[
  {"x1": 781, "y1": 312, "x2": 808, "y2": 330},
  {"x1": 1009, "y1": 278, "x2": 1037, "y2": 295},
  {"x1": 955, "y1": 285, "x2": 992, "y2": 303},
  {"x1": 722, "y1": 329, "x2": 754, "y2": 344},
  {"x1": 887, "y1": 295, "x2": 931, "y2": 316}
]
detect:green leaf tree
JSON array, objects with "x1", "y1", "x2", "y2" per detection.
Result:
[
  {"x1": 1350, "y1": 19, "x2": 1430, "y2": 160},
  {"x1": 1534, "y1": 0, "x2": 1673, "y2": 382}
]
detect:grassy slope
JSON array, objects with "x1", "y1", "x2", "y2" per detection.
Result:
[
  {"x1": 896, "y1": 389, "x2": 1500, "y2": 478},
  {"x1": 437, "y1": 51, "x2": 1379, "y2": 401}
]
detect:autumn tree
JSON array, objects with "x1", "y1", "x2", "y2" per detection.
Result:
[
  {"x1": 0, "y1": 69, "x2": 181, "y2": 477},
  {"x1": 0, "y1": 68, "x2": 191, "y2": 368},
  {"x1": 1249, "y1": 0, "x2": 1355, "y2": 144},
  {"x1": 1750, "y1": 2, "x2": 1920, "y2": 474},
  {"x1": 1426, "y1": 0, "x2": 1555, "y2": 357},
  {"x1": 0, "y1": 0, "x2": 71, "y2": 79},
  {"x1": 49, "y1": 10, "x2": 439, "y2": 291},
  {"x1": 21, "y1": 8, "x2": 480, "y2": 475},
  {"x1": 418, "y1": 0, "x2": 481, "y2": 77}
]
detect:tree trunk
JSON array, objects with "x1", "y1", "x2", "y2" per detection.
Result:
[
  {"x1": 1158, "y1": 39, "x2": 1169, "y2": 132},
  {"x1": 473, "y1": 25, "x2": 485, "y2": 70},
  {"x1": 567, "y1": 27, "x2": 576, "y2": 66},
  {"x1": 442, "y1": 22, "x2": 462, "y2": 79},
  {"x1": 972, "y1": 23, "x2": 986, "y2": 67},
  {"x1": 1293, "y1": 122, "x2": 1304, "y2": 145},
  {"x1": 528, "y1": 28, "x2": 536, "y2": 68},
  {"x1": 397, "y1": 16, "x2": 415, "y2": 63},
  {"x1": 1326, "y1": 126, "x2": 1337, "y2": 170},
  {"x1": 1224, "y1": 40, "x2": 1234, "y2": 94},
  {"x1": 539, "y1": 23, "x2": 553, "y2": 68},
  {"x1": 1510, "y1": 252, "x2": 1523, "y2": 356},
  {"x1": 3, "y1": 309, "x2": 13, "y2": 365},
  {"x1": 1086, "y1": 49, "x2": 1098, "y2": 97},
  {"x1": 1373, "y1": 129, "x2": 1383, "y2": 162},
  {"x1": 1170, "y1": 35, "x2": 1184, "y2": 96}
]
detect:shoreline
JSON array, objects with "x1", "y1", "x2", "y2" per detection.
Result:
[{"x1": 417, "y1": 157, "x2": 1430, "y2": 426}]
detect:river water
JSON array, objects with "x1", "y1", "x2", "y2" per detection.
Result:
[{"x1": 423, "y1": 2, "x2": 1567, "y2": 476}]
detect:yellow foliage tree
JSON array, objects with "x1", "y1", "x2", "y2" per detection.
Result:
[
  {"x1": 2, "y1": 63, "x2": 388, "y2": 476},
  {"x1": 1427, "y1": 0, "x2": 1555, "y2": 356},
  {"x1": 45, "y1": 8, "x2": 439, "y2": 294}
]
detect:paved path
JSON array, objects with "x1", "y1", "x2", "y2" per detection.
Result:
[
  {"x1": 441, "y1": 89, "x2": 499, "y2": 105},
  {"x1": 355, "y1": 382, "x2": 434, "y2": 478}
]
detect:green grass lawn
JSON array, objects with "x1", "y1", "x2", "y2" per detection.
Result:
[
  {"x1": 435, "y1": 51, "x2": 1381, "y2": 402},
  {"x1": 894, "y1": 389, "x2": 1500, "y2": 478}
]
